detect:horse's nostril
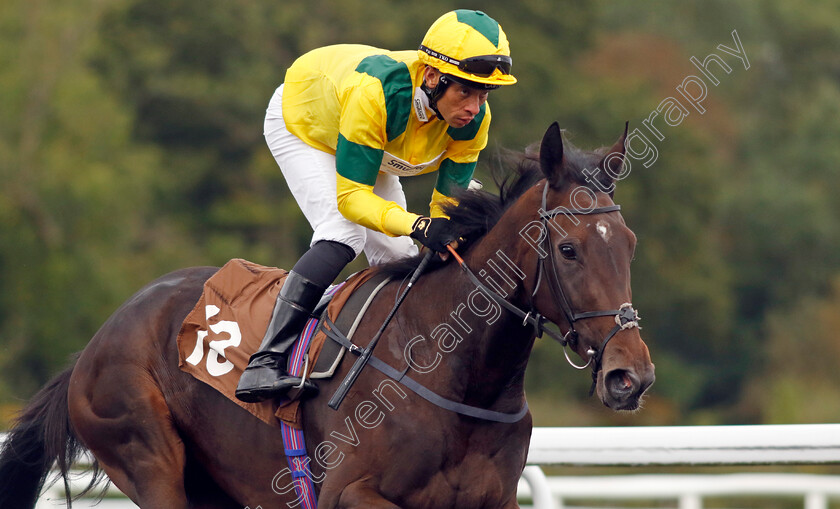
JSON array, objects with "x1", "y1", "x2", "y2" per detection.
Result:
[{"x1": 605, "y1": 369, "x2": 639, "y2": 398}]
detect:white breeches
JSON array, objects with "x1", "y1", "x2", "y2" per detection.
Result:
[{"x1": 264, "y1": 85, "x2": 419, "y2": 266}]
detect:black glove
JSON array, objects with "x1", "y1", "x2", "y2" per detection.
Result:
[{"x1": 409, "y1": 216, "x2": 455, "y2": 252}]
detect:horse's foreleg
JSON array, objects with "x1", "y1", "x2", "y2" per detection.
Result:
[{"x1": 334, "y1": 482, "x2": 401, "y2": 509}]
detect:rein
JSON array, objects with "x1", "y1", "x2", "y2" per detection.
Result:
[
  {"x1": 448, "y1": 181, "x2": 641, "y2": 394},
  {"x1": 321, "y1": 317, "x2": 529, "y2": 423}
]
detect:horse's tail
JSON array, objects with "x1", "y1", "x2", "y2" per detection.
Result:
[{"x1": 0, "y1": 359, "x2": 107, "y2": 509}]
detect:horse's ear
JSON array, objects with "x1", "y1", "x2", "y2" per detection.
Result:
[
  {"x1": 540, "y1": 122, "x2": 566, "y2": 188},
  {"x1": 598, "y1": 121, "x2": 629, "y2": 197}
]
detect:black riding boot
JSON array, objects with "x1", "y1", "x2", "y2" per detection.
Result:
[{"x1": 235, "y1": 271, "x2": 327, "y2": 403}]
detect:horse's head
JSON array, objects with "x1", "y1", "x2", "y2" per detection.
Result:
[{"x1": 511, "y1": 122, "x2": 655, "y2": 411}]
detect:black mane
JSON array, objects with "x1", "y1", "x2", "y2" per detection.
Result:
[{"x1": 373, "y1": 135, "x2": 611, "y2": 279}]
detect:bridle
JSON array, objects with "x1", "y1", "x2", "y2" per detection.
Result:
[{"x1": 450, "y1": 181, "x2": 640, "y2": 392}]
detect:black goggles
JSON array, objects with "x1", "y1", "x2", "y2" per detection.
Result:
[{"x1": 419, "y1": 45, "x2": 512, "y2": 77}]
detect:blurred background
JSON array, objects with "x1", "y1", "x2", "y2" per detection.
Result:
[{"x1": 2, "y1": 0, "x2": 839, "y2": 431}]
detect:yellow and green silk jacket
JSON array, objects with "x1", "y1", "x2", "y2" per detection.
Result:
[{"x1": 281, "y1": 44, "x2": 491, "y2": 237}]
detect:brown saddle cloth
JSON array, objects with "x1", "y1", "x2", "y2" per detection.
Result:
[{"x1": 176, "y1": 258, "x2": 379, "y2": 428}]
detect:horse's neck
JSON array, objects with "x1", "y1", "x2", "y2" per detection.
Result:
[{"x1": 418, "y1": 230, "x2": 538, "y2": 408}]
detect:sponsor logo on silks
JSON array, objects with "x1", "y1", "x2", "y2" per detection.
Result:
[
  {"x1": 379, "y1": 150, "x2": 445, "y2": 177},
  {"x1": 413, "y1": 87, "x2": 431, "y2": 122}
]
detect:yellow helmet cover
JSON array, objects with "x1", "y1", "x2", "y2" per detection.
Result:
[{"x1": 418, "y1": 10, "x2": 516, "y2": 87}]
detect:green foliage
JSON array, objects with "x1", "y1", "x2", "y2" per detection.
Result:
[
  {"x1": 0, "y1": 0, "x2": 198, "y2": 396},
  {"x1": 2, "y1": 0, "x2": 838, "y2": 428},
  {"x1": 743, "y1": 276, "x2": 840, "y2": 424}
]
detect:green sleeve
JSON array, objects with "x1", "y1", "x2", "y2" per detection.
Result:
[{"x1": 435, "y1": 159, "x2": 476, "y2": 196}]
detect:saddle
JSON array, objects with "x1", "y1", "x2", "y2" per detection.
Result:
[{"x1": 176, "y1": 258, "x2": 391, "y2": 428}]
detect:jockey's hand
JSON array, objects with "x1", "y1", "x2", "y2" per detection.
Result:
[{"x1": 410, "y1": 216, "x2": 455, "y2": 253}]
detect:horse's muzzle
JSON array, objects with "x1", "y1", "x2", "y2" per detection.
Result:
[{"x1": 601, "y1": 365, "x2": 655, "y2": 411}]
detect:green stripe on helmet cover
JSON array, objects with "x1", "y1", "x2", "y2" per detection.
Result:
[{"x1": 455, "y1": 10, "x2": 500, "y2": 48}]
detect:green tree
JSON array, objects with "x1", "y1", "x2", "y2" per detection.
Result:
[
  {"x1": 742, "y1": 275, "x2": 840, "y2": 423},
  {"x1": 0, "y1": 0, "x2": 196, "y2": 398}
]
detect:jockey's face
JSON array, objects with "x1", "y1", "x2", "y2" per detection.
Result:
[
  {"x1": 423, "y1": 67, "x2": 489, "y2": 128},
  {"x1": 437, "y1": 83, "x2": 488, "y2": 128}
]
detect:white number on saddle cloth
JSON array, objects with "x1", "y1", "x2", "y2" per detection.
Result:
[{"x1": 185, "y1": 304, "x2": 242, "y2": 377}]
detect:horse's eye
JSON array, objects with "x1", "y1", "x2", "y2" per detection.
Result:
[{"x1": 559, "y1": 244, "x2": 577, "y2": 260}]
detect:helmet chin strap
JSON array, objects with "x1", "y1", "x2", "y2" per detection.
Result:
[
  {"x1": 420, "y1": 74, "x2": 451, "y2": 119},
  {"x1": 421, "y1": 69, "x2": 501, "y2": 121}
]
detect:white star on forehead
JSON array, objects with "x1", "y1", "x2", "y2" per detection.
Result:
[{"x1": 596, "y1": 220, "x2": 610, "y2": 241}]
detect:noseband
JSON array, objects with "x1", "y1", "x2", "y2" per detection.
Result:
[{"x1": 451, "y1": 181, "x2": 640, "y2": 393}]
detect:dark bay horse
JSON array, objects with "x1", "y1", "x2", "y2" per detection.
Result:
[{"x1": 0, "y1": 123, "x2": 654, "y2": 509}]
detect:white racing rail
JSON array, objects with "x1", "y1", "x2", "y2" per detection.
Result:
[
  {"x1": 522, "y1": 424, "x2": 840, "y2": 509},
  {"x1": 4, "y1": 424, "x2": 839, "y2": 508},
  {"x1": 517, "y1": 471, "x2": 840, "y2": 509},
  {"x1": 528, "y1": 424, "x2": 840, "y2": 466}
]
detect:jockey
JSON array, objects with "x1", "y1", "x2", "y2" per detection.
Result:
[{"x1": 235, "y1": 10, "x2": 516, "y2": 403}]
